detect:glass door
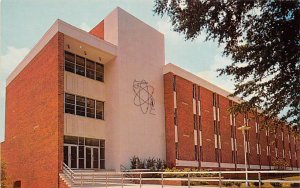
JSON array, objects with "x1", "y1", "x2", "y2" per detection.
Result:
[
  {"x1": 93, "y1": 147, "x2": 99, "y2": 169},
  {"x1": 85, "y1": 147, "x2": 92, "y2": 168},
  {"x1": 64, "y1": 144, "x2": 78, "y2": 169}
]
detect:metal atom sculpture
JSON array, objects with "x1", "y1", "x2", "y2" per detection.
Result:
[{"x1": 133, "y1": 80, "x2": 155, "y2": 115}]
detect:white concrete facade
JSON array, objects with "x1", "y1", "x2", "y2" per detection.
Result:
[{"x1": 103, "y1": 8, "x2": 166, "y2": 170}]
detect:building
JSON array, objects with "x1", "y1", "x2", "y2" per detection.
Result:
[{"x1": 1, "y1": 7, "x2": 299, "y2": 187}]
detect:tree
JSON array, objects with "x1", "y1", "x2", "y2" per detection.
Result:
[{"x1": 154, "y1": 0, "x2": 300, "y2": 127}]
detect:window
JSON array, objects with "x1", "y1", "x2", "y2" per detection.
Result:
[
  {"x1": 96, "y1": 63, "x2": 104, "y2": 82},
  {"x1": 175, "y1": 143, "x2": 179, "y2": 159},
  {"x1": 194, "y1": 114, "x2": 197, "y2": 129},
  {"x1": 193, "y1": 84, "x2": 196, "y2": 99},
  {"x1": 76, "y1": 96, "x2": 85, "y2": 116},
  {"x1": 65, "y1": 51, "x2": 75, "y2": 72},
  {"x1": 86, "y1": 98, "x2": 95, "y2": 118},
  {"x1": 86, "y1": 59, "x2": 95, "y2": 79},
  {"x1": 173, "y1": 75, "x2": 176, "y2": 91},
  {"x1": 64, "y1": 93, "x2": 104, "y2": 120},
  {"x1": 64, "y1": 51, "x2": 104, "y2": 82},
  {"x1": 194, "y1": 145, "x2": 198, "y2": 160},
  {"x1": 100, "y1": 140, "x2": 105, "y2": 169},
  {"x1": 65, "y1": 93, "x2": 75, "y2": 114},
  {"x1": 96, "y1": 101, "x2": 104, "y2": 120},
  {"x1": 76, "y1": 55, "x2": 85, "y2": 76}
]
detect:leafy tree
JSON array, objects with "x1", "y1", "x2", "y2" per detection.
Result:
[{"x1": 154, "y1": 0, "x2": 300, "y2": 127}]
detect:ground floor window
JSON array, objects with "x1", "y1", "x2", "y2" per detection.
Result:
[{"x1": 64, "y1": 136, "x2": 105, "y2": 169}]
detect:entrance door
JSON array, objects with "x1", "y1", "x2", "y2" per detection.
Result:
[
  {"x1": 64, "y1": 145, "x2": 78, "y2": 169},
  {"x1": 85, "y1": 147, "x2": 99, "y2": 169}
]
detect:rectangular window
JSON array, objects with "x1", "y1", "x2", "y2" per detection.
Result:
[
  {"x1": 194, "y1": 145, "x2": 198, "y2": 160},
  {"x1": 173, "y1": 75, "x2": 176, "y2": 91},
  {"x1": 194, "y1": 114, "x2": 197, "y2": 129},
  {"x1": 213, "y1": 93, "x2": 216, "y2": 106},
  {"x1": 200, "y1": 146, "x2": 203, "y2": 161},
  {"x1": 175, "y1": 143, "x2": 179, "y2": 159},
  {"x1": 96, "y1": 63, "x2": 104, "y2": 82},
  {"x1": 193, "y1": 84, "x2": 196, "y2": 99},
  {"x1": 96, "y1": 101, "x2": 104, "y2": 120},
  {"x1": 86, "y1": 59, "x2": 95, "y2": 79},
  {"x1": 65, "y1": 93, "x2": 75, "y2": 114},
  {"x1": 100, "y1": 140, "x2": 105, "y2": 169},
  {"x1": 86, "y1": 98, "x2": 95, "y2": 118},
  {"x1": 76, "y1": 96, "x2": 86, "y2": 116},
  {"x1": 76, "y1": 55, "x2": 85, "y2": 76},
  {"x1": 65, "y1": 51, "x2": 75, "y2": 73}
]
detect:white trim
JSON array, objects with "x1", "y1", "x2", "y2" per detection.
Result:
[
  {"x1": 175, "y1": 126, "x2": 178, "y2": 143},
  {"x1": 201, "y1": 162, "x2": 219, "y2": 168},
  {"x1": 198, "y1": 101, "x2": 201, "y2": 116},
  {"x1": 194, "y1": 130, "x2": 197, "y2": 145},
  {"x1": 220, "y1": 163, "x2": 235, "y2": 168},
  {"x1": 173, "y1": 91, "x2": 177, "y2": 109},
  {"x1": 199, "y1": 131, "x2": 202, "y2": 146},
  {"x1": 213, "y1": 107, "x2": 216, "y2": 120},
  {"x1": 193, "y1": 99, "x2": 196, "y2": 114},
  {"x1": 7, "y1": 19, "x2": 118, "y2": 85},
  {"x1": 176, "y1": 160, "x2": 199, "y2": 167}
]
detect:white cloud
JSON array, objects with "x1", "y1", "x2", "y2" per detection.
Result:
[
  {"x1": 196, "y1": 51, "x2": 235, "y2": 93},
  {"x1": 0, "y1": 46, "x2": 29, "y2": 98},
  {"x1": 79, "y1": 22, "x2": 91, "y2": 32}
]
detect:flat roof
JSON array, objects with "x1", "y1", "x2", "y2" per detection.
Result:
[{"x1": 6, "y1": 19, "x2": 118, "y2": 85}]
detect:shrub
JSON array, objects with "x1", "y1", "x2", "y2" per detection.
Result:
[
  {"x1": 145, "y1": 157, "x2": 155, "y2": 170},
  {"x1": 270, "y1": 182, "x2": 282, "y2": 187},
  {"x1": 253, "y1": 181, "x2": 264, "y2": 187},
  {"x1": 233, "y1": 182, "x2": 241, "y2": 186},
  {"x1": 223, "y1": 181, "x2": 234, "y2": 187},
  {"x1": 130, "y1": 156, "x2": 140, "y2": 169}
]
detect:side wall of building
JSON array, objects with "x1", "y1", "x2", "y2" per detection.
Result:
[
  {"x1": 164, "y1": 73, "x2": 299, "y2": 170},
  {"x1": 2, "y1": 33, "x2": 64, "y2": 187}
]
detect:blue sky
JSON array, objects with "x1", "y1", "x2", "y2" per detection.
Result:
[{"x1": 0, "y1": 0, "x2": 234, "y2": 142}]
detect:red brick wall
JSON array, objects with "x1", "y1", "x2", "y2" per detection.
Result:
[
  {"x1": 219, "y1": 95, "x2": 231, "y2": 164},
  {"x1": 164, "y1": 73, "x2": 176, "y2": 167},
  {"x1": 176, "y1": 77, "x2": 194, "y2": 161},
  {"x1": 1, "y1": 32, "x2": 64, "y2": 187},
  {"x1": 164, "y1": 73, "x2": 298, "y2": 170},
  {"x1": 89, "y1": 20, "x2": 104, "y2": 40},
  {"x1": 200, "y1": 87, "x2": 215, "y2": 163},
  {"x1": 235, "y1": 113, "x2": 245, "y2": 167}
]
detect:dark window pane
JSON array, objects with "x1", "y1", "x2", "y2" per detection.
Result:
[
  {"x1": 65, "y1": 51, "x2": 75, "y2": 73},
  {"x1": 86, "y1": 59, "x2": 95, "y2": 79},
  {"x1": 64, "y1": 146, "x2": 68, "y2": 165},
  {"x1": 76, "y1": 96, "x2": 85, "y2": 116},
  {"x1": 100, "y1": 148, "x2": 105, "y2": 159},
  {"x1": 79, "y1": 137, "x2": 84, "y2": 145},
  {"x1": 93, "y1": 148, "x2": 99, "y2": 168},
  {"x1": 79, "y1": 146, "x2": 84, "y2": 158},
  {"x1": 85, "y1": 138, "x2": 99, "y2": 146},
  {"x1": 76, "y1": 55, "x2": 85, "y2": 76},
  {"x1": 96, "y1": 101, "x2": 104, "y2": 120},
  {"x1": 86, "y1": 98, "x2": 95, "y2": 118},
  {"x1": 96, "y1": 63, "x2": 104, "y2": 82},
  {"x1": 100, "y1": 140, "x2": 105, "y2": 148},
  {"x1": 100, "y1": 160, "x2": 105, "y2": 169},
  {"x1": 65, "y1": 93, "x2": 75, "y2": 114},
  {"x1": 79, "y1": 159, "x2": 84, "y2": 168},
  {"x1": 64, "y1": 136, "x2": 78, "y2": 145}
]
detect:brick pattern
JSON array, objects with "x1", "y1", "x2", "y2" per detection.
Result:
[
  {"x1": 89, "y1": 20, "x2": 104, "y2": 40},
  {"x1": 164, "y1": 73, "x2": 176, "y2": 167},
  {"x1": 164, "y1": 73, "x2": 299, "y2": 170},
  {"x1": 176, "y1": 76, "x2": 194, "y2": 161},
  {"x1": 1, "y1": 32, "x2": 64, "y2": 187}
]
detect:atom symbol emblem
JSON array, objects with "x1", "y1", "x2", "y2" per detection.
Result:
[{"x1": 133, "y1": 79, "x2": 155, "y2": 115}]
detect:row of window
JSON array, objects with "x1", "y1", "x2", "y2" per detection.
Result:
[
  {"x1": 65, "y1": 51, "x2": 104, "y2": 82},
  {"x1": 65, "y1": 93, "x2": 104, "y2": 120}
]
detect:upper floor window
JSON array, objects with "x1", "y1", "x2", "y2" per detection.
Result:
[
  {"x1": 64, "y1": 93, "x2": 104, "y2": 120},
  {"x1": 64, "y1": 51, "x2": 104, "y2": 82}
]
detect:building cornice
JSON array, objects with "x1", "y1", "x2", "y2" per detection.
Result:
[{"x1": 6, "y1": 19, "x2": 118, "y2": 85}]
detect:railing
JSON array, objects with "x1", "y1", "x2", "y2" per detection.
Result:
[{"x1": 61, "y1": 165, "x2": 300, "y2": 188}]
